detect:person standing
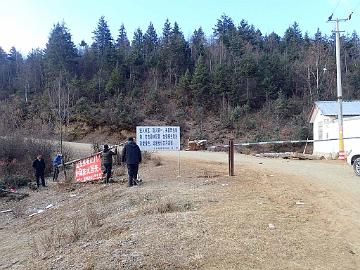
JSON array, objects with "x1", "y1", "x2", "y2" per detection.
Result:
[
  {"x1": 102, "y1": 144, "x2": 117, "y2": 183},
  {"x1": 122, "y1": 137, "x2": 142, "y2": 187},
  {"x1": 52, "y1": 154, "x2": 62, "y2": 181},
  {"x1": 32, "y1": 154, "x2": 46, "y2": 188}
]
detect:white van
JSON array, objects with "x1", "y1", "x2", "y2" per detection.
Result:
[{"x1": 347, "y1": 150, "x2": 360, "y2": 176}]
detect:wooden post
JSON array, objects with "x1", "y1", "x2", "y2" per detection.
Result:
[
  {"x1": 228, "y1": 139, "x2": 234, "y2": 176},
  {"x1": 62, "y1": 158, "x2": 68, "y2": 182}
]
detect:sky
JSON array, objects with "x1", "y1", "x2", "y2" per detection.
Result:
[{"x1": 0, "y1": 0, "x2": 360, "y2": 55}]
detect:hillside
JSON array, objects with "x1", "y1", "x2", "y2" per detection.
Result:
[{"x1": 1, "y1": 15, "x2": 359, "y2": 142}]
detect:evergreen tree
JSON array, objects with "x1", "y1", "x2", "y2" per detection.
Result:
[
  {"x1": 92, "y1": 16, "x2": 116, "y2": 69},
  {"x1": 169, "y1": 22, "x2": 191, "y2": 85},
  {"x1": 144, "y1": 22, "x2": 158, "y2": 55},
  {"x1": 116, "y1": 24, "x2": 130, "y2": 63},
  {"x1": 191, "y1": 27, "x2": 206, "y2": 60},
  {"x1": 162, "y1": 19, "x2": 172, "y2": 45},
  {"x1": 44, "y1": 22, "x2": 77, "y2": 77},
  {"x1": 129, "y1": 28, "x2": 145, "y2": 86},
  {"x1": 176, "y1": 69, "x2": 192, "y2": 106},
  {"x1": 143, "y1": 22, "x2": 159, "y2": 67},
  {"x1": 191, "y1": 56, "x2": 210, "y2": 106},
  {"x1": 92, "y1": 16, "x2": 114, "y2": 54},
  {"x1": 25, "y1": 49, "x2": 44, "y2": 95},
  {"x1": 283, "y1": 22, "x2": 303, "y2": 59}
]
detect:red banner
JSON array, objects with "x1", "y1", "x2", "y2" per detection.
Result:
[{"x1": 75, "y1": 154, "x2": 102, "y2": 182}]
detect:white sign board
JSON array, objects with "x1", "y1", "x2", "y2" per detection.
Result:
[{"x1": 136, "y1": 126, "x2": 180, "y2": 151}]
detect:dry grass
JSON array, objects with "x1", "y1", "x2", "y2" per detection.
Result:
[
  {"x1": 11, "y1": 203, "x2": 26, "y2": 218},
  {"x1": 85, "y1": 204, "x2": 103, "y2": 228},
  {"x1": 2, "y1": 158, "x2": 360, "y2": 269},
  {"x1": 151, "y1": 156, "x2": 162, "y2": 167},
  {"x1": 136, "y1": 195, "x2": 193, "y2": 216},
  {"x1": 27, "y1": 205, "x2": 105, "y2": 258},
  {"x1": 142, "y1": 151, "x2": 152, "y2": 163},
  {"x1": 112, "y1": 165, "x2": 126, "y2": 177},
  {"x1": 197, "y1": 169, "x2": 221, "y2": 178}
]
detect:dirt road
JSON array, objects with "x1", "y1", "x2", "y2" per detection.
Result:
[
  {"x1": 160, "y1": 150, "x2": 360, "y2": 263},
  {"x1": 161, "y1": 150, "x2": 360, "y2": 192}
]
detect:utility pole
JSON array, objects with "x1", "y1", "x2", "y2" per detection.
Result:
[{"x1": 327, "y1": 12, "x2": 353, "y2": 160}]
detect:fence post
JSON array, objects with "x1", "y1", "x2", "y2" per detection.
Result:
[
  {"x1": 62, "y1": 158, "x2": 68, "y2": 182},
  {"x1": 228, "y1": 139, "x2": 234, "y2": 176}
]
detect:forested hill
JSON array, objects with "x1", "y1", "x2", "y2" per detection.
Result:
[{"x1": 0, "y1": 15, "x2": 360, "y2": 143}]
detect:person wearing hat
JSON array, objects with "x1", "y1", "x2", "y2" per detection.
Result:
[
  {"x1": 102, "y1": 144, "x2": 117, "y2": 183},
  {"x1": 52, "y1": 153, "x2": 62, "y2": 181},
  {"x1": 121, "y1": 137, "x2": 142, "y2": 187}
]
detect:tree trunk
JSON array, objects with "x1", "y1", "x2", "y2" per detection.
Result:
[
  {"x1": 344, "y1": 50, "x2": 348, "y2": 74},
  {"x1": 307, "y1": 66, "x2": 312, "y2": 100}
]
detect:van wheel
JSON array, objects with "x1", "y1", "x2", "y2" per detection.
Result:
[{"x1": 353, "y1": 157, "x2": 360, "y2": 176}]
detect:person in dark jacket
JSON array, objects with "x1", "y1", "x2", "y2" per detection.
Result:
[
  {"x1": 122, "y1": 137, "x2": 142, "y2": 187},
  {"x1": 32, "y1": 154, "x2": 46, "y2": 188},
  {"x1": 102, "y1": 144, "x2": 117, "y2": 183}
]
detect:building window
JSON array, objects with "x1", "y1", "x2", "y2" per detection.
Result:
[{"x1": 318, "y1": 121, "x2": 323, "y2": 140}]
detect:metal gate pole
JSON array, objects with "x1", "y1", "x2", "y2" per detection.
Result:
[{"x1": 228, "y1": 139, "x2": 234, "y2": 176}]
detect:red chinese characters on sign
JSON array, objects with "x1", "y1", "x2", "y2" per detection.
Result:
[{"x1": 75, "y1": 154, "x2": 102, "y2": 182}]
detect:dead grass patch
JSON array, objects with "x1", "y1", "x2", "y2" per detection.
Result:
[
  {"x1": 197, "y1": 169, "x2": 221, "y2": 178},
  {"x1": 113, "y1": 165, "x2": 126, "y2": 177},
  {"x1": 151, "y1": 156, "x2": 162, "y2": 166},
  {"x1": 55, "y1": 181, "x2": 78, "y2": 192},
  {"x1": 101, "y1": 224, "x2": 130, "y2": 240},
  {"x1": 142, "y1": 151, "x2": 152, "y2": 163},
  {"x1": 28, "y1": 237, "x2": 40, "y2": 257},
  {"x1": 12, "y1": 203, "x2": 26, "y2": 218},
  {"x1": 85, "y1": 204, "x2": 103, "y2": 228},
  {"x1": 141, "y1": 198, "x2": 193, "y2": 215}
]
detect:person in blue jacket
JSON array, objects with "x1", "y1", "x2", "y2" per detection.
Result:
[{"x1": 52, "y1": 154, "x2": 62, "y2": 181}]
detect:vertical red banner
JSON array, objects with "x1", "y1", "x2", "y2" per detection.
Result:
[{"x1": 75, "y1": 154, "x2": 102, "y2": 182}]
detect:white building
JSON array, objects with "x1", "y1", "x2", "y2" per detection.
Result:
[{"x1": 309, "y1": 101, "x2": 360, "y2": 158}]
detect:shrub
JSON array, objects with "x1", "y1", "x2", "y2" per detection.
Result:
[
  {"x1": 0, "y1": 136, "x2": 55, "y2": 187},
  {"x1": 1, "y1": 175, "x2": 32, "y2": 188}
]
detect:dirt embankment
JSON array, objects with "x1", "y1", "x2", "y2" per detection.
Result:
[{"x1": 1, "y1": 150, "x2": 360, "y2": 269}]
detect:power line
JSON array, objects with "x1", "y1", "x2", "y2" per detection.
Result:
[
  {"x1": 353, "y1": 0, "x2": 360, "y2": 12},
  {"x1": 332, "y1": 0, "x2": 342, "y2": 14}
]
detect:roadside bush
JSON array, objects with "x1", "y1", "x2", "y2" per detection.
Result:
[
  {"x1": 142, "y1": 151, "x2": 152, "y2": 163},
  {"x1": 0, "y1": 175, "x2": 32, "y2": 188},
  {"x1": 0, "y1": 136, "x2": 54, "y2": 187}
]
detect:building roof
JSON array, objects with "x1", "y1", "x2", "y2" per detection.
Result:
[{"x1": 309, "y1": 101, "x2": 360, "y2": 123}]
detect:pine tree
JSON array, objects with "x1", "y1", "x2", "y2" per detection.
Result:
[
  {"x1": 144, "y1": 22, "x2": 159, "y2": 67},
  {"x1": 92, "y1": 16, "x2": 116, "y2": 69},
  {"x1": 191, "y1": 27, "x2": 206, "y2": 61},
  {"x1": 162, "y1": 19, "x2": 172, "y2": 45},
  {"x1": 116, "y1": 24, "x2": 130, "y2": 63},
  {"x1": 191, "y1": 56, "x2": 210, "y2": 106},
  {"x1": 44, "y1": 22, "x2": 77, "y2": 77},
  {"x1": 169, "y1": 22, "x2": 191, "y2": 85},
  {"x1": 129, "y1": 28, "x2": 145, "y2": 86},
  {"x1": 283, "y1": 22, "x2": 303, "y2": 60},
  {"x1": 144, "y1": 22, "x2": 158, "y2": 55},
  {"x1": 176, "y1": 69, "x2": 192, "y2": 106},
  {"x1": 213, "y1": 14, "x2": 236, "y2": 64}
]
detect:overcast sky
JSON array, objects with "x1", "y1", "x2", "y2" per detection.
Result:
[{"x1": 0, "y1": 0, "x2": 359, "y2": 55}]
